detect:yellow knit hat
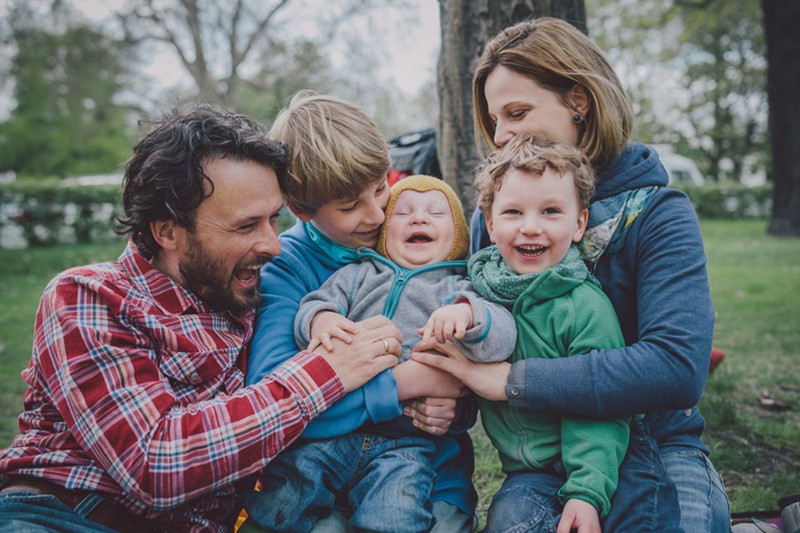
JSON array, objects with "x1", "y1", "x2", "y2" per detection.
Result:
[{"x1": 376, "y1": 175, "x2": 470, "y2": 262}]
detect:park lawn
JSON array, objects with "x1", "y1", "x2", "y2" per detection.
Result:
[{"x1": 0, "y1": 219, "x2": 798, "y2": 521}]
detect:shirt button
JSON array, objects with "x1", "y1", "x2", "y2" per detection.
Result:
[
  {"x1": 684, "y1": 408, "x2": 693, "y2": 416},
  {"x1": 190, "y1": 372, "x2": 201, "y2": 383},
  {"x1": 509, "y1": 388, "x2": 520, "y2": 397}
]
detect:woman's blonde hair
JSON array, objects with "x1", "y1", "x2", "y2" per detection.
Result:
[
  {"x1": 472, "y1": 17, "x2": 632, "y2": 172},
  {"x1": 268, "y1": 91, "x2": 391, "y2": 215}
]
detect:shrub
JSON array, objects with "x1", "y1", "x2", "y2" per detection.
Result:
[
  {"x1": 674, "y1": 182, "x2": 772, "y2": 219},
  {"x1": 0, "y1": 182, "x2": 122, "y2": 248}
]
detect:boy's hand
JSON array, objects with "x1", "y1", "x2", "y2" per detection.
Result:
[
  {"x1": 308, "y1": 311, "x2": 360, "y2": 352},
  {"x1": 418, "y1": 302, "x2": 473, "y2": 345},
  {"x1": 556, "y1": 499, "x2": 601, "y2": 533},
  {"x1": 403, "y1": 397, "x2": 457, "y2": 436}
]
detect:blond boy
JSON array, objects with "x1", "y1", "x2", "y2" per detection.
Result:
[{"x1": 243, "y1": 93, "x2": 478, "y2": 532}]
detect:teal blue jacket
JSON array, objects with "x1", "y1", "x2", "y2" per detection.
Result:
[{"x1": 248, "y1": 221, "x2": 478, "y2": 514}]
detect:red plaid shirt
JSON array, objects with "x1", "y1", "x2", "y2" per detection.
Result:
[{"x1": 0, "y1": 239, "x2": 345, "y2": 531}]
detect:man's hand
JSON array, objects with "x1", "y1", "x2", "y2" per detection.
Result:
[
  {"x1": 556, "y1": 498, "x2": 601, "y2": 533},
  {"x1": 308, "y1": 311, "x2": 360, "y2": 352},
  {"x1": 403, "y1": 397, "x2": 458, "y2": 436},
  {"x1": 313, "y1": 315, "x2": 402, "y2": 392},
  {"x1": 418, "y1": 302, "x2": 473, "y2": 344},
  {"x1": 411, "y1": 339, "x2": 511, "y2": 401}
]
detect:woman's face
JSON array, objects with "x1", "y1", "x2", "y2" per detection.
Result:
[{"x1": 484, "y1": 65, "x2": 579, "y2": 148}]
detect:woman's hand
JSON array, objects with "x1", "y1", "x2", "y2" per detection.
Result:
[
  {"x1": 403, "y1": 397, "x2": 458, "y2": 436},
  {"x1": 411, "y1": 339, "x2": 511, "y2": 401},
  {"x1": 393, "y1": 358, "x2": 467, "y2": 401}
]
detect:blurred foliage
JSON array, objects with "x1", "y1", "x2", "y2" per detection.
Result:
[
  {"x1": 0, "y1": 1, "x2": 136, "y2": 178},
  {"x1": 674, "y1": 182, "x2": 772, "y2": 219},
  {"x1": 587, "y1": 0, "x2": 767, "y2": 184},
  {"x1": 0, "y1": 182, "x2": 122, "y2": 247}
]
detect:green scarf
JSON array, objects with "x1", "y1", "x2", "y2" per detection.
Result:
[
  {"x1": 468, "y1": 244, "x2": 597, "y2": 307},
  {"x1": 578, "y1": 186, "x2": 659, "y2": 266}
]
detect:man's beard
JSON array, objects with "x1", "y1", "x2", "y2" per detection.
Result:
[{"x1": 179, "y1": 233, "x2": 268, "y2": 314}]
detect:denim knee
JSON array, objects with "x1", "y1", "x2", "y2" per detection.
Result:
[
  {"x1": 605, "y1": 421, "x2": 683, "y2": 533},
  {"x1": 484, "y1": 470, "x2": 562, "y2": 533},
  {"x1": 661, "y1": 445, "x2": 730, "y2": 533},
  {"x1": 348, "y1": 435, "x2": 436, "y2": 532},
  {"x1": 0, "y1": 493, "x2": 116, "y2": 533}
]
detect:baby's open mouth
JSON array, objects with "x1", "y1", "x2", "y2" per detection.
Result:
[{"x1": 407, "y1": 233, "x2": 433, "y2": 243}]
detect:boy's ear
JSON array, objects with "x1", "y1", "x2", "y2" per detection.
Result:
[
  {"x1": 573, "y1": 208, "x2": 589, "y2": 242},
  {"x1": 287, "y1": 203, "x2": 312, "y2": 222},
  {"x1": 568, "y1": 84, "x2": 590, "y2": 117},
  {"x1": 150, "y1": 219, "x2": 183, "y2": 251}
]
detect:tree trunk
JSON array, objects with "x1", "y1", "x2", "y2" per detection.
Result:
[
  {"x1": 436, "y1": 0, "x2": 586, "y2": 210},
  {"x1": 763, "y1": 0, "x2": 800, "y2": 236}
]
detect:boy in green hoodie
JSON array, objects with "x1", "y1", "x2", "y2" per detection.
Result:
[{"x1": 468, "y1": 134, "x2": 628, "y2": 533}]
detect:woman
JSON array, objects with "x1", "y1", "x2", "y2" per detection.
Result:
[{"x1": 413, "y1": 17, "x2": 729, "y2": 532}]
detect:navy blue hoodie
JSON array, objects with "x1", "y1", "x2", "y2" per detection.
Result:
[{"x1": 470, "y1": 142, "x2": 713, "y2": 451}]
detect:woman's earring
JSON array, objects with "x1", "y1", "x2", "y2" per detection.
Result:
[{"x1": 572, "y1": 113, "x2": 582, "y2": 124}]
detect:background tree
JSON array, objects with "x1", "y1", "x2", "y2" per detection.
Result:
[
  {"x1": 114, "y1": 0, "x2": 407, "y2": 126},
  {"x1": 588, "y1": 0, "x2": 767, "y2": 184},
  {"x1": 0, "y1": 1, "x2": 135, "y2": 178},
  {"x1": 763, "y1": 0, "x2": 800, "y2": 236},
  {"x1": 436, "y1": 0, "x2": 586, "y2": 210}
]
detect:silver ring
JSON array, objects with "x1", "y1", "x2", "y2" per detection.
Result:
[{"x1": 383, "y1": 338, "x2": 390, "y2": 354}]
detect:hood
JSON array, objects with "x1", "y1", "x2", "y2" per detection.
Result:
[{"x1": 595, "y1": 142, "x2": 669, "y2": 201}]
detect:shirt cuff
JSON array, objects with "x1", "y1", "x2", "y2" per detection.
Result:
[
  {"x1": 270, "y1": 350, "x2": 346, "y2": 420},
  {"x1": 506, "y1": 359, "x2": 528, "y2": 409}
]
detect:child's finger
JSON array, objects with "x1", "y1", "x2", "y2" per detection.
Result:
[
  {"x1": 331, "y1": 327, "x2": 353, "y2": 344},
  {"x1": 453, "y1": 321, "x2": 467, "y2": 339},
  {"x1": 320, "y1": 333, "x2": 334, "y2": 351}
]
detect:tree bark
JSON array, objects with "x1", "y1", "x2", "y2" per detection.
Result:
[
  {"x1": 436, "y1": 0, "x2": 586, "y2": 210},
  {"x1": 763, "y1": 0, "x2": 800, "y2": 236}
]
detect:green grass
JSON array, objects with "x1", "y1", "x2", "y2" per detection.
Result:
[
  {"x1": 0, "y1": 219, "x2": 798, "y2": 520},
  {"x1": 469, "y1": 218, "x2": 800, "y2": 522},
  {"x1": 0, "y1": 239, "x2": 127, "y2": 440}
]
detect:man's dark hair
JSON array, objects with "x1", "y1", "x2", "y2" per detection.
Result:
[{"x1": 117, "y1": 104, "x2": 288, "y2": 258}]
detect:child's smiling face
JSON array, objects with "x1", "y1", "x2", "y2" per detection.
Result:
[
  {"x1": 300, "y1": 177, "x2": 390, "y2": 249},
  {"x1": 487, "y1": 167, "x2": 588, "y2": 275}
]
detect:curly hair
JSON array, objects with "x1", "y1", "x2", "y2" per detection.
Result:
[
  {"x1": 474, "y1": 134, "x2": 596, "y2": 216},
  {"x1": 117, "y1": 104, "x2": 288, "y2": 258}
]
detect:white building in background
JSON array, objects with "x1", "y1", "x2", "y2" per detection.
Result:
[{"x1": 651, "y1": 144, "x2": 706, "y2": 186}]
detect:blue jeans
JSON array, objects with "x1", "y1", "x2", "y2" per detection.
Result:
[
  {"x1": 605, "y1": 420, "x2": 684, "y2": 533},
  {"x1": 484, "y1": 420, "x2": 684, "y2": 533},
  {"x1": 241, "y1": 502, "x2": 473, "y2": 533},
  {"x1": 661, "y1": 445, "x2": 731, "y2": 533},
  {"x1": 0, "y1": 492, "x2": 116, "y2": 533},
  {"x1": 243, "y1": 432, "x2": 436, "y2": 532}
]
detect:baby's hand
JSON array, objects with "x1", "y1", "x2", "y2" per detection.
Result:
[
  {"x1": 308, "y1": 311, "x2": 360, "y2": 352},
  {"x1": 418, "y1": 302, "x2": 473, "y2": 345}
]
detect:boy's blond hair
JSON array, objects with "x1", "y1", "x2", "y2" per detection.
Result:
[
  {"x1": 475, "y1": 135, "x2": 595, "y2": 216},
  {"x1": 268, "y1": 91, "x2": 391, "y2": 215}
]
